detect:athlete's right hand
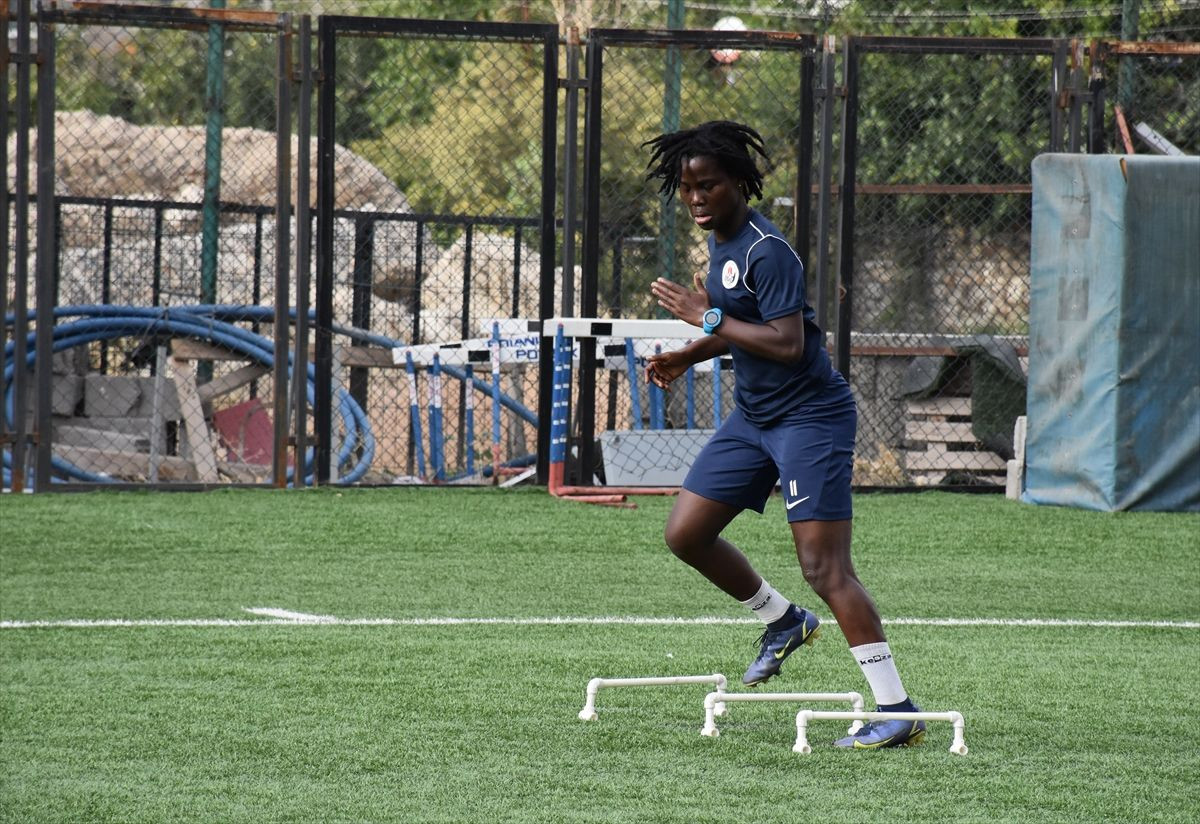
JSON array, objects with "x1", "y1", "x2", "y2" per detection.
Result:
[{"x1": 645, "y1": 349, "x2": 690, "y2": 389}]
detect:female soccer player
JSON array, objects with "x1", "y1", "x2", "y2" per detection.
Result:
[{"x1": 643, "y1": 120, "x2": 924, "y2": 749}]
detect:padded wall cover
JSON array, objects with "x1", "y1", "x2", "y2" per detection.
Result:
[{"x1": 1025, "y1": 154, "x2": 1199, "y2": 511}]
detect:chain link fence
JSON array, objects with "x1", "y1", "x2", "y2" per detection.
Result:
[
  {"x1": 5, "y1": 4, "x2": 293, "y2": 488},
  {"x1": 843, "y1": 40, "x2": 1054, "y2": 487},
  {"x1": 842, "y1": 37, "x2": 1198, "y2": 487},
  {"x1": 314, "y1": 17, "x2": 557, "y2": 485},
  {"x1": 4, "y1": 2, "x2": 1197, "y2": 492},
  {"x1": 1100, "y1": 42, "x2": 1200, "y2": 154},
  {"x1": 562, "y1": 28, "x2": 817, "y2": 488}
]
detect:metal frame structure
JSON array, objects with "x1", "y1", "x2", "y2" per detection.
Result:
[
  {"x1": 834, "y1": 34, "x2": 1062, "y2": 380},
  {"x1": 315, "y1": 15, "x2": 559, "y2": 484},
  {"x1": 576, "y1": 27, "x2": 819, "y2": 488},
  {"x1": 3, "y1": 2, "x2": 1196, "y2": 493},
  {"x1": 5, "y1": 2, "x2": 292, "y2": 492}
]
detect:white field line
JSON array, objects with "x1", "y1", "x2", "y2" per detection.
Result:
[
  {"x1": 244, "y1": 607, "x2": 338, "y2": 623},
  {"x1": 0, "y1": 612, "x2": 1196, "y2": 630}
]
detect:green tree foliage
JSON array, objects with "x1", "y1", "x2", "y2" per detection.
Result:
[
  {"x1": 56, "y1": 26, "x2": 279, "y2": 130},
  {"x1": 356, "y1": 41, "x2": 547, "y2": 218},
  {"x1": 45, "y1": 0, "x2": 1199, "y2": 262}
]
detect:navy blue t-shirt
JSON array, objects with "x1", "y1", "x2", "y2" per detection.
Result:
[{"x1": 705, "y1": 209, "x2": 832, "y2": 425}]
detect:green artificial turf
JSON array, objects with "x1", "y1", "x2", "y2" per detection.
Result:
[{"x1": 2, "y1": 488, "x2": 1198, "y2": 823}]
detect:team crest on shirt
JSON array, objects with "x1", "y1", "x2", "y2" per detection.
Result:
[{"x1": 721, "y1": 259, "x2": 740, "y2": 289}]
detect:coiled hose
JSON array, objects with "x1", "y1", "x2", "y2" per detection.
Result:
[{"x1": 3, "y1": 304, "x2": 537, "y2": 486}]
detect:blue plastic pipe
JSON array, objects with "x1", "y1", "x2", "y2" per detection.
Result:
[
  {"x1": 3, "y1": 307, "x2": 371, "y2": 484},
  {"x1": 624, "y1": 337, "x2": 643, "y2": 431},
  {"x1": 464, "y1": 363, "x2": 475, "y2": 476},
  {"x1": 649, "y1": 343, "x2": 665, "y2": 430},
  {"x1": 404, "y1": 351, "x2": 426, "y2": 480},
  {"x1": 428, "y1": 354, "x2": 445, "y2": 482}
]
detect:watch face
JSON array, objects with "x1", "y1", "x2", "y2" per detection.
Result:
[{"x1": 704, "y1": 309, "x2": 720, "y2": 325}]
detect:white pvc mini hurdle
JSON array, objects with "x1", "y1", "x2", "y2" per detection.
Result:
[
  {"x1": 700, "y1": 691, "x2": 865, "y2": 738},
  {"x1": 792, "y1": 710, "x2": 968, "y2": 755},
  {"x1": 578, "y1": 675, "x2": 728, "y2": 722}
]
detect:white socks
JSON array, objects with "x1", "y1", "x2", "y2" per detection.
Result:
[
  {"x1": 850, "y1": 641, "x2": 908, "y2": 706},
  {"x1": 739, "y1": 579, "x2": 791, "y2": 624},
  {"x1": 739, "y1": 583, "x2": 910, "y2": 706}
]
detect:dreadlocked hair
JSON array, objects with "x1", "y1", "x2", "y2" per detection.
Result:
[{"x1": 642, "y1": 120, "x2": 770, "y2": 202}]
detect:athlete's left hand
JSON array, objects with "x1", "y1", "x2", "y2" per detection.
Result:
[{"x1": 651, "y1": 272, "x2": 710, "y2": 326}]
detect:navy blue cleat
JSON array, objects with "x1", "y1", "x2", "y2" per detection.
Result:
[
  {"x1": 833, "y1": 712, "x2": 927, "y2": 750},
  {"x1": 742, "y1": 606, "x2": 821, "y2": 686}
]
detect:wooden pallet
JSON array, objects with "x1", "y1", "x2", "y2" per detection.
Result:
[{"x1": 903, "y1": 396, "x2": 1006, "y2": 485}]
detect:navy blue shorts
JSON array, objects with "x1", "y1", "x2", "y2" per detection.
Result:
[{"x1": 682, "y1": 373, "x2": 856, "y2": 522}]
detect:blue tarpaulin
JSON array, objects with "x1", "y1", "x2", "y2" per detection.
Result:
[{"x1": 1024, "y1": 154, "x2": 1199, "y2": 512}]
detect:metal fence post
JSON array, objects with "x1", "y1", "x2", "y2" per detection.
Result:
[
  {"x1": 1087, "y1": 40, "x2": 1107, "y2": 154},
  {"x1": 795, "y1": 48, "x2": 815, "y2": 265},
  {"x1": 1068, "y1": 39, "x2": 1087, "y2": 153},
  {"x1": 8, "y1": 0, "x2": 32, "y2": 491},
  {"x1": 199, "y1": 0, "x2": 227, "y2": 385},
  {"x1": 561, "y1": 26, "x2": 581, "y2": 317},
  {"x1": 293, "y1": 15, "x2": 313, "y2": 485},
  {"x1": 33, "y1": 4, "x2": 56, "y2": 491},
  {"x1": 834, "y1": 36, "x2": 859, "y2": 380},
  {"x1": 272, "y1": 14, "x2": 293, "y2": 488},
  {"x1": 536, "y1": 26, "x2": 565, "y2": 485},
  {"x1": 814, "y1": 34, "x2": 837, "y2": 334},
  {"x1": 656, "y1": 0, "x2": 684, "y2": 295},
  {"x1": 1119, "y1": 0, "x2": 1141, "y2": 118},
  {"x1": 0, "y1": 1, "x2": 8, "y2": 466},
  {"x1": 314, "y1": 15, "x2": 334, "y2": 484},
  {"x1": 576, "y1": 32, "x2": 603, "y2": 485},
  {"x1": 1050, "y1": 40, "x2": 1068, "y2": 152}
]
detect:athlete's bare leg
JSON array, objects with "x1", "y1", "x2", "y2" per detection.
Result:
[
  {"x1": 789, "y1": 518, "x2": 886, "y2": 647},
  {"x1": 663, "y1": 489, "x2": 761, "y2": 600}
]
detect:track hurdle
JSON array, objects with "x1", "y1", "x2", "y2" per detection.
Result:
[
  {"x1": 392, "y1": 323, "x2": 540, "y2": 484},
  {"x1": 489, "y1": 322, "x2": 503, "y2": 483},
  {"x1": 548, "y1": 319, "x2": 713, "y2": 505},
  {"x1": 403, "y1": 352, "x2": 427, "y2": 480},
  {"x1": 700, "y1": 691, "x2": 865, "y2": 738},
  {"x1": 792, "y1": 710, "x2": 969, "y2": 755},
  {"x1": 578, "y1": 674, "x2": 729, "y2": 722}
]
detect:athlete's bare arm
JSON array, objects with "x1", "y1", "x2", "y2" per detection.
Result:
[
  {"x1": 645, "y1": 335, "x2": 728, "y2": 389},
  {"x1": 652, "y1": 275, "x2": 805, "y2": 364}
]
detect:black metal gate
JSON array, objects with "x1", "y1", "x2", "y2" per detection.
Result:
[
  {"x1": 4, "y1": 3, "x2": 1197, "y2": 493},
  {"x1": 572, "y1": 27, "x2": 819, "y2": 487},
  {"x1": 4, "y1": 2, "x2": 293, "y2": 492},
  {"x1": 314, "y1": 16, "x2": 558, "y2": 484}
]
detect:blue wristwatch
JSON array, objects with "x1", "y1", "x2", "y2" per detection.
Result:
[{"x1": 702, "y1": 307, "x2": 724, "y2": 335}]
